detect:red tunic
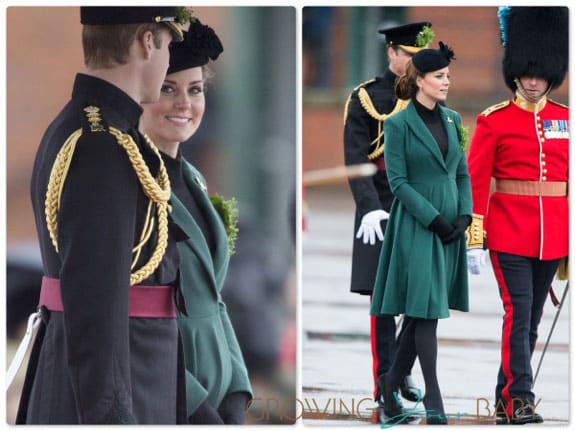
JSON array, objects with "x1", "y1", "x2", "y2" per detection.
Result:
[{"x1": 467, "y1": 97, "x2": 568, "y2": 260}]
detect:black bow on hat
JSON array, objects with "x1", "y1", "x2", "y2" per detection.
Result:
[{"x1": 167, "y1": 18, "x2": 224, "y2": 74}]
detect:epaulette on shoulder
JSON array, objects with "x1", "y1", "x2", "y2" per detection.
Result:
[
  {"x1": 343, "y1": 79, "x2": 377, "y2": 123},
  {"x1": 351, "y1": 78, "x2": 377, "y2": 93},
  {"x1": 480, "y1": 100, "x2": 510, "y2": 117},
  {"x1": 548, "y1": 98, "x2": 568, "y2": 109},
  {"x1": 82, "y1": 105, "x2": 107, "y2": 132}
]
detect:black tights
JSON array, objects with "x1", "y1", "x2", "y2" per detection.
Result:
[{"x1": 387, "y1": 317, "x2": 444, "y2": 416}]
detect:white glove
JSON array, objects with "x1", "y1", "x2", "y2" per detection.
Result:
[
  {"x1": 355, "y1": 209, "x2": 389, "y2": 245},
  {"x1": 467, "y1": 248, "x2": 487, "y2": 275}
]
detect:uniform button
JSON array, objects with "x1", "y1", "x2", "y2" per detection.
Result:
[
  {"x1": 543, "y1": 169, "x2": 548, "y2": 174},
  {"x1": 541, "y1": 161, "x2": 546, "y2": 166},
  {"x1": 542, "y1": 176, "x2": 547, "y2": 181},
  {"x1": 541, "y1": 153, "x2": 546, "y2": 158}
]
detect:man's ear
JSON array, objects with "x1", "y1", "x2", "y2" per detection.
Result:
[{"x1": 138, "y1": 30, "x2": 155, "y2": 60}]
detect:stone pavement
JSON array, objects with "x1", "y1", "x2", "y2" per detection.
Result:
[{"x1": 302, "y1": 186, "x2": 569, "y2": 425}]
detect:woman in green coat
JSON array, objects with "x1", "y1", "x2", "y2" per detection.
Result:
[
  {"x1": 370, "y1": 42, "x2": 471, "y2": 425},
  {"x1": 139, "y1": 19, "x2": 252, "y2": 424}
]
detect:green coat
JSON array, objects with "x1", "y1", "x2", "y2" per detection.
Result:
[
  {"x1": 370, "y1": 102, "x2": 471, "y2": 319},
  {"x1": 170, "y1": 160, "x2": 252, "y2": 415}
]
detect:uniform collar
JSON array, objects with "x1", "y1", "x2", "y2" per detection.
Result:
[
  {"x1": 72, "y1": 73, "x2": 143, "y2": 130},
  {"x1": 381, "y1": 68, "x2": 398, "y2": 88},
  {"x1": 513, "y1": 91, "x2": 547, "y2": 113}
]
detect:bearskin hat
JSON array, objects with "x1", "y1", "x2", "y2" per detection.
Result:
[{"x1": 499, "y1": 7, "x2": 568, "y2": 91}]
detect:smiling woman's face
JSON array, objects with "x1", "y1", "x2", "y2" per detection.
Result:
[{"x1": 140, "y1": 67, "x2": 205, "y2": 152}]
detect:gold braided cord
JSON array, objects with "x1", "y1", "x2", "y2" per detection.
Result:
[
  {"x1": 108, "y1": 128, "x2": 171, "y2": 286},
  {"x1": 343, "y1": 79, "x2": 376, "y2": 124},
  {"x1": 109, "y1": 128, "x2": 171, "y2": 203},
  {"x1": 343, "y1": 93, "x2": 353, "y2": 124},
  {"x1": 131, "y1": 200, "x2": 155, "y2": 270},
  {"x1": 44, "y1": 126, "x2": 171, "y2": 286},
  {"x1": 45, "y1": 129, "x2": 83, "y2": 252},
  {"x1": 356, "y1": 93, "x2": 410, "y2": 160}
]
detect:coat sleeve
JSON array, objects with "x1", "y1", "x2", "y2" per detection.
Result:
[
  {"x1": 384, "y1": 118, "x2": 440, "y2": 227},
  {"x1": 57, "y1": 130, "x2": 137, "y2": 423},
  {"x1": 218, "y1": 300, "x2": 253, "y2": 398},
  {"x1": 343, "y1": 90, "x2": 382, "y2": 216},
  {"x1": 184, "y1": 371, "x2": 210, "y2": 415},
  {"x1": 467, "y1": 114, "x2": 496, "y2": 217}
]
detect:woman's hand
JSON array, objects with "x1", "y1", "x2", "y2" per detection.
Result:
[
  {"x1": 442, "y1": 215, "x2": 471, "y2": 244},
  {"x1": 188, "y1": 400, "x2": 224, "y2": 425},
  {"x1": 428, "y1": 215, "x2": 455, "y2": 243}
]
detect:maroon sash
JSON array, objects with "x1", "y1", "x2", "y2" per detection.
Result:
[{"x1": 39, "y1": 276, "x2": 176, "y2": 318}]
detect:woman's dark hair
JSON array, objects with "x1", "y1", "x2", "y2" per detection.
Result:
[{"x1": 395, "y1": 60, "x2": 425, "y2": 100}]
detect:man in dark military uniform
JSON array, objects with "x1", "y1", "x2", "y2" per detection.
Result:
[
  {"x1": 343, "y1": 22, "x2": 435, "y2": 409},
  {"x1": 467, "y1": 7, "x2": 568, "y2": 425},
  {"x1": 16, "y1": 7, "x2": 191, "y2": 424}
]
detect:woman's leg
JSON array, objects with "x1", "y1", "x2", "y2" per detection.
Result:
[{"x1": 414, "y1": 318, "x2": 444, "y2": 419}]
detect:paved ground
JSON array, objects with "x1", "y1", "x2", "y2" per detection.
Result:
[{"x1": 302, "y1": 185, "x2": 570, "y2": 426}]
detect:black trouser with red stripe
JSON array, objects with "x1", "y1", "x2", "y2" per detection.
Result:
[
  {"x1": 490, "y1": 251, "x2": 560, "y2": 417},
  {"x1": 369, "y1": 301, "x2": 416, "y2": 399},
  {"x1": 370, "y1": 313, "x2": 397, "y2": 398}
]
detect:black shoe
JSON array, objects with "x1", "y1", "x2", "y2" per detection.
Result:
[
  {"x1": 509, "y1": 406, "x2": 543, "y2": 425},
  {"x1": 494, "y1": 402, "x2": 508, "y2": 425},
  {"x1": 400, "y1": 375, "x2": 421, "y2": 402},
  {"x1": 426, "y1": 414, "x2": 448, "y2": 425},
  {"x1": 378, "y1": 374, "x2": 408, "y2": 423}
]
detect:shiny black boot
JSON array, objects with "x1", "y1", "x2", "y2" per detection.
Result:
[
  {"x1": 400, "y1": 375, "x2": 421, "y2": 402},
  {"x1": 378, "y1": 374, "x2": 415, "y2": 424}
]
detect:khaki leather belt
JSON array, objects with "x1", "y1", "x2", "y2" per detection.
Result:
[
  {"x1": 495, "y1": 179, "x2": 567, "y2": 197},
  {"x1": 39, "y1": 276, "x2": 176, "y2": 318}
]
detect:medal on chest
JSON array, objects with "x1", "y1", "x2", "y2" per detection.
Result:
[{"x1": 542, "y1": 119, "x2": 569, "y2": 139}]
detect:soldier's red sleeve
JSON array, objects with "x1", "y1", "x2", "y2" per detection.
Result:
[{"x1": 467, "y1": 114, "x2": 497, "y2": 217}]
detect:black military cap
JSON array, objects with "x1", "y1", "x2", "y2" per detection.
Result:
[
  {"x1": 80, "y1": 7, "x2": 185, "y2": 42},
  {"x1": 412, "y1": 41, "x2": 455, "y2": 73},
  {"x1": 379, "y1": 21, "x2": 433, "y2": 54},
  {"x1": 168, "y1": 18, "x2": 224, "y2": 75}
]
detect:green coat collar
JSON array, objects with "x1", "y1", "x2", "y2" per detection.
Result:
[
  {"x1": 169, "y1": 160, "x2": 229, "y2": 293},
  {"x1": 404, "y1": 102, "x2": 459, "y2": 172}
]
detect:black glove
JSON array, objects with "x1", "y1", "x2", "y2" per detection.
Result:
[
  {"x1": 442, "y1": 215, "x2": 472, "y2": 244},
  {"x1": 218, "y1": 392, "x2": 250, "y2": 424},
  {"x1": 188, "y1": 400, "x2": 225, "y2": 425},
  {"x1": 428, "y1": 215, "x2": 456, "y2": 243}
]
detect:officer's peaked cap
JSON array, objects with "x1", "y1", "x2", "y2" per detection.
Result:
[
  {"x1": 80, "y1": 7, "x2": 185, "y2": 42},
  {"x1": 379, "y1": 21, "x2": 433, "y2": 54}
]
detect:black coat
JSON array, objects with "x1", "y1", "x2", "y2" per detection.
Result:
[
  {"x1": 17, "y1": 74, "x2": 186, "y2": 424},
  {"x1": 343, "y1": 69, "x2": 398, "y2": 295}
]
